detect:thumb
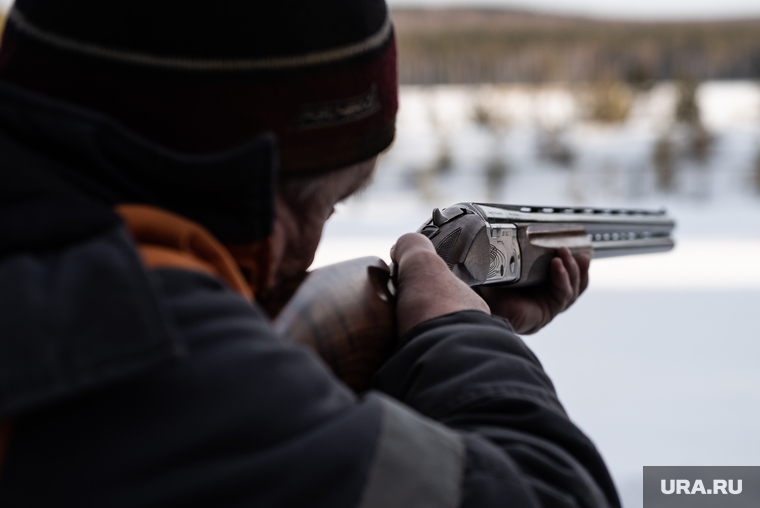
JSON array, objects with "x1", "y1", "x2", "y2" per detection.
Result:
[
  {"x1": 391, "y1": 233, "x2": 439, "y2": 267},
  {"x1": 392, "y1": 233, "x2": 489, "y2": 336}
]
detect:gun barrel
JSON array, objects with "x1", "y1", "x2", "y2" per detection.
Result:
[
  {"x1": 586, "y1": 231, "x2": 674, "y2": 259},
  {"x1": 475, "y1": 203, "x2": 675, "y2": 261},
  {"x1": 419, "y1": 202, "x2": 676, "y2": 287}
]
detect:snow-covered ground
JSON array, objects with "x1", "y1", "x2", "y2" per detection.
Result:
[{"x1": 315, "y1": 81, "x2": 760, "y2": 508}]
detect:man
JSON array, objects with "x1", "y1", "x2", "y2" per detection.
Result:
[{"x1": 0, "y1": 1, "x2": 619, "y2": 507}]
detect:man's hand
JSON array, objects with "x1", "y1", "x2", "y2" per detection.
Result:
[
  {"x1": 392, "y1": 233, "x2": 490, "y2": 337},
  {"x1": 393, "y1": 236, "x2": 590, "y2": 337},
  {"x1": 477, "y1": 247, "x2": 590, "y2": 334}
]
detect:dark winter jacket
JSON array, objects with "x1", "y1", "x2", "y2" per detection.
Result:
[{"x1": 0, "y1": 81, "x2": 620, "y2": 508}]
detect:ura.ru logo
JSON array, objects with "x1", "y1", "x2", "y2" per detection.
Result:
[{"x1": 661, "y1": 479, "x2": 742, "y2": 495}]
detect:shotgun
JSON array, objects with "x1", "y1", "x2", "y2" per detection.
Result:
[{"x1": 273, "y1": 203, "x2": 675, "y2": 392}]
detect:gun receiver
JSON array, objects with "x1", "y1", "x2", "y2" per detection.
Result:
[{"x1": 417, "y1": 203, "x2": 675, "y2": 287}]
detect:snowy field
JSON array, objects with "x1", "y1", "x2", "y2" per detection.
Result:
[{"x1": 314, "y1": 82, "x2": 760, "y2": 508}]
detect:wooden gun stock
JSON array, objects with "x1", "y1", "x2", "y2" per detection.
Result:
[
  {"x1": 274, "y1": 203, "x2": 675, "y2": 392},
  {"x1": 273, "y1": 257, "x2": 395, "y2": 393}
]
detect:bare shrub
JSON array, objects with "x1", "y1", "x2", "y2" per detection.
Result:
[
  {"x1": 584, "y1": 80, "x2": 634, "y2": 124},
  {"x1": 432, "y1": 140, "x2": 453, "y2": 176},
  {"x1": 472, "y1": 95, "x2": 509, "y2": 131},
  {"x1": 472, "y1": 102, "x2": 494, "y2": 128},
  {"x1": 688, "y1": 125, "x2": 714, "y2": 163},
  {"x1": 672, "y1": 79, "x2": 715, "y2": 164},
  {"x1": 675, "y1": 79, "x2": 701, "y2": 126},
  {"x1": 484, "y1": 156, "x2": 509, "y2": 201},
  {"x1": 537, "y1": 127, "x2": 575, "y2": 167},
  {"x1": 653, "y1": 134, "x2": 676, "y2": 191}
]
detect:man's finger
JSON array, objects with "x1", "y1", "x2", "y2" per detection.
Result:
[
  {"x1": 392, "y1": 233, "x2": 490, "y2": 336},
  {"x1": 549, "y1": 256, "x2": 573, "y2": 311},
  {"x1": 392, "y1": 233, "x2": 436, "y2": 263},
  {"x1": 577, "y1": 253, "x2": 591, "y2": 295},
  {"x1": 557, "y1": 247, "x2": 580, "y2": 300}
]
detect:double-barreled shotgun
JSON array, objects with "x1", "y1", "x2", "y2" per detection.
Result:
[
  {"x1": 273, "y1": 203, "x2": 675, "y2": 392},
  {"x1": 417, "y1": 202, "x2": 675, "y2": 287}
]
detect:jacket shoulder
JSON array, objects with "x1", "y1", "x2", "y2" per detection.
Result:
[{"x1": 0, "y1": 225, "x2": 185, "y2": 419}]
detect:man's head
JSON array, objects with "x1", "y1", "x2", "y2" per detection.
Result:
[
  {"x1": 272, "y1": 156, "x2": 377, "y2": 290},
  {"x1": 0, "y1": 0, "x2": 398, "y2": 290}
]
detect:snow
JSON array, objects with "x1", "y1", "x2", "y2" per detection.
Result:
[{"x1": 315, "y1": 81, "x2": 760, "y2": 508}]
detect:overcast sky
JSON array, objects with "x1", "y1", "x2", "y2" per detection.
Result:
[
  {"x1": 2, "y1": 0, "x2": 759, "y2": 21},
  {"x1": 387, "y1": 0, "x2": 760, "y2": 20}
]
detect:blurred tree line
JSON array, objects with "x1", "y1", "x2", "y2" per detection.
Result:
[{"x1": 393, "y1": 9, "x2": 760, "y2": 84}]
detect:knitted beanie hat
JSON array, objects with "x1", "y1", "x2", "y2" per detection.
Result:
[{"x1": 0, "y1": 0, "x2": 398, "y2": 173}]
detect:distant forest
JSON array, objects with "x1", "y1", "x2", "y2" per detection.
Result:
[{"x1": 392, "y1": 9, "x2": 760, "y2": 84}]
